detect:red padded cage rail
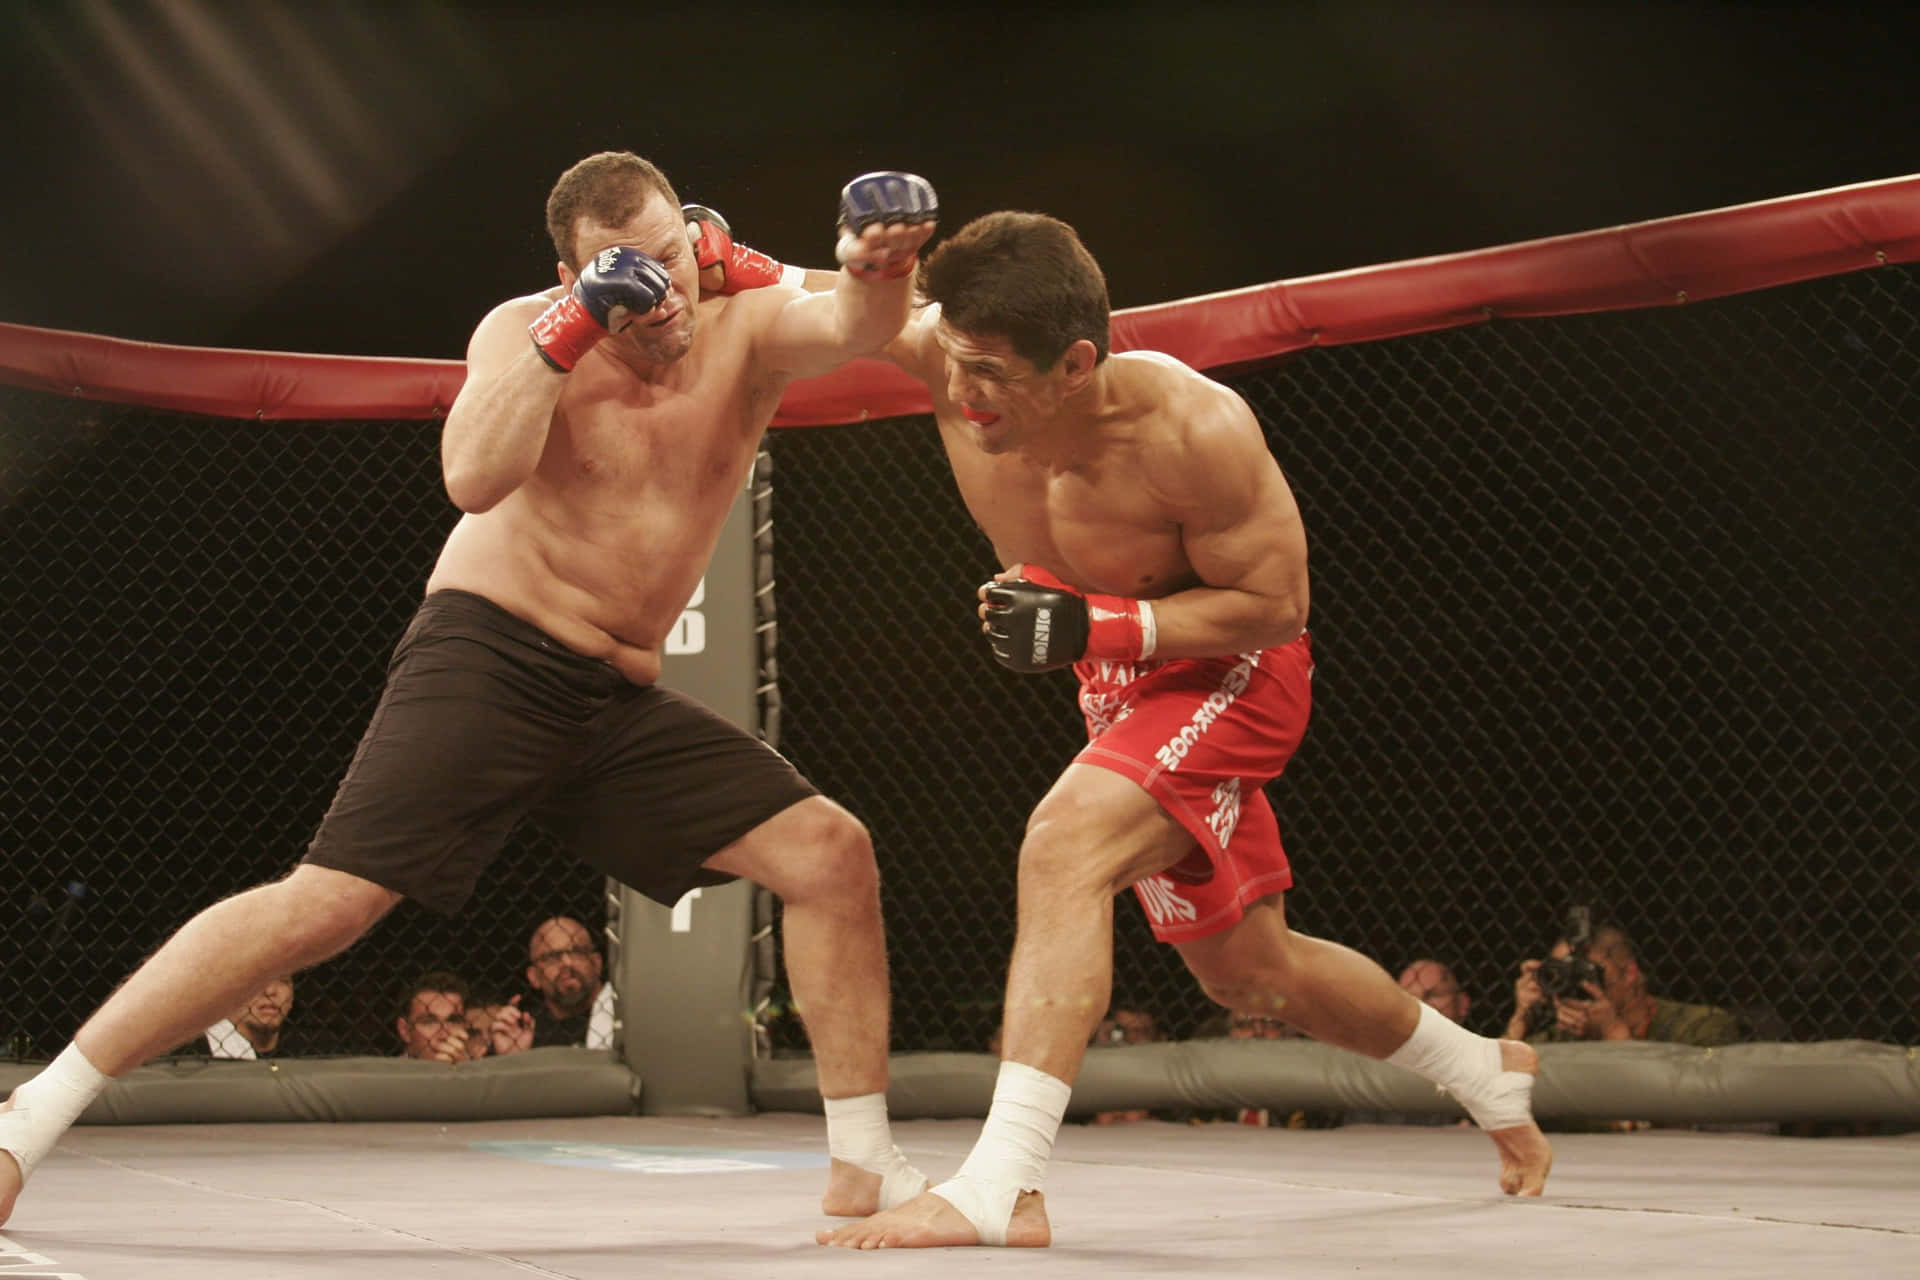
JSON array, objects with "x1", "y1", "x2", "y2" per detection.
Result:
[{"x1": 2, "y1": 174, "x2": 1915, "y2": 425}]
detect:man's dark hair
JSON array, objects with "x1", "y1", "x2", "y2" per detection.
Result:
[
  {"x1": 398, "y1": 969, "x2": 470, "y2": 1020},
  {"x1": 545, "y1": 151, "x2": 679, "y2": 269},
  {"x1": 919, "y1": 211, "x2": 1110, "y2": 370}
]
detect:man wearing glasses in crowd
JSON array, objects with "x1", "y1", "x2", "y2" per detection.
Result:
[{"x1": 526, "y1": 916, "x2": 613, "y2": 1048}]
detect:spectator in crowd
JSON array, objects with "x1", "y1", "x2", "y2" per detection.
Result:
[
  {"x1": 462, "y1": 1004, "x2": 492, "y2": 1060},
  {"x1": 1398, "y1": 959, "x2": 1471, "y2": 1028},
  {"x1": 1192, "y1": 1008, "x2": 1304, "y2": 1040},
  {"x1": 199, "y1": 975, "x2": 295, "y2": 1059},
  {"x1": 526, "y1": 917, "x2": 614, "y2": 1049},
  {"x1": 1504, "y1": 924, "x2": 1741, "y2": 1047},
  {"x1": 1089, "y1": 1005, "x2": 1160, "y2": 1051},
  {"x1": 464, "y1": 996, "x2": 536, "y2": 1060},
  {"x1": 1086, "y1": 1005, "x2": 1161, "y2": 1125},
  {"x1": 396, "y1": 970, "x2": 471, "y2": 1064},
  {"x1": 1190, "y1": 1007, "x2": 1332, "y2": 1129},
  {"x1": 1224, "y1": 1011, "x2": 1300, "y2": 1040}
]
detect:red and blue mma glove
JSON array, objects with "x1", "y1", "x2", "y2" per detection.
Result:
[
  {"x1": 980, "y1": 566, "x2": 1158, "y2": 674},
  {"x1": 835, "y1": 171, "x2": 939, "y2": 279},
  {"x1": 682, "y1": 204, "x2": 797, "y2": 293},
  {"x1": 684, "y1": 171, "x2": 938, "y2": 292},
  {"x1": 528, "y1": 245, "x2": 671, "y2": 372}
]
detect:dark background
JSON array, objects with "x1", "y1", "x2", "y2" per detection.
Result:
[{"x1": 3, "y1": 0, "x2": 1917, "y2": 358}]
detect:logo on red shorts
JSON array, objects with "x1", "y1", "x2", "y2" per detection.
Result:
[
  {"x1": 1153, "y1": 656, "x2": 1256, "y2": 773},
  {"x1": 1206, "y1": 777, "x2": 1242, "y2": 849},
  {"x1": 1135, "y1": 874, "x2": 1198, "y2": 927}
]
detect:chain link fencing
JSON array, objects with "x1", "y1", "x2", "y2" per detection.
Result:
[
  {"x1": 0, "y1": 410, "x2": 605, "y2": 1060},
  {"x1": 1, "y1": 263, "x2": 1914, "y2": 1067}
]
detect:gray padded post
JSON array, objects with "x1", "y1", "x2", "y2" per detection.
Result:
[{"x1": 621, "y1": 483, "x2": 761, "y2": 1115}]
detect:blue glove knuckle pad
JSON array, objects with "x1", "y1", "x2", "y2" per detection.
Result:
[
  {"x1": 577, "y1": 246, "x2": 668, "y2": 325},
  {"x1": 838, "y1": 171, "x2": 939, "y2": 234}
]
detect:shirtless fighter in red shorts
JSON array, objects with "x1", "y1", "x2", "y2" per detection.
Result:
[{"x1": 711, "y1": 211, "x2": 1553, "y2": 1248}]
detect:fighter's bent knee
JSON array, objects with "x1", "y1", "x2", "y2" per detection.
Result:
[
  {"x1": 797, "y1": 803, "x2": 877, "y2": 892},
  {"x1": 276, "y1": 865, "x2": 400, "y2": 949},
  {"x1": 1017, "y1": 812, "x2": 1128, "y2": 897},
  {"x1": 721, "y1": 797, "x2": 876, "y2": 901}
]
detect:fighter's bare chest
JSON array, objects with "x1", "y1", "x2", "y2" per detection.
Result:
[
  {"x1": 960, "y1": 453, "x2": 1187, "y2": 595},
  {"x1": 546, "y1": 361, "x2": 768, "y2": 496}
]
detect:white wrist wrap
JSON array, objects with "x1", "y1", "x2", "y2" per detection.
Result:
[
  {"x1": 930, "y1": 1061, "x2": 1071, "y2": 1245},
  {"x1": 1385, "y1": 1002, "x2": 1536, "y2": 1131},
  {"x1": 822, "y1": 1092, "x2": 927, "y2": 1210},
  {"x1": 1136, "y1": 599, "x2": 1158, "y2": 660},
  {"x1": 779, "y1": 262, "x2": 808, "y2": 289},
  {"x1": 0, "y1": 1043, "x2": 111, "y2": 1183}
]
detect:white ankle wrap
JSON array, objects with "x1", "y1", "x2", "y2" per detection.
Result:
[
  {"x1": 0, "y1": 1043, "x2": 111, "y2": 1183},
  {"x1": 822, "y1": 1092, "x2": 928, "y2": 1210},
  {"x1": 1455, "y1": 1066, "x2": 1537, "y2": 1132},
  {"x1": 929, "y1": 1061, "x2": 1071, "y2": 1246},
  {"x1": 928, "y1": 1175, "x2": 1023, "y2": 1247},
  {"x1": 1385, "y1": 1002, "x2": 1536, "y2": 1131}
]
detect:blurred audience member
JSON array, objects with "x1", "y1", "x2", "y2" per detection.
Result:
[
  {"x1": 1194, "y1": 1007, "x2": 1334, "y2": 1129},
  {"x1": 466, "y1": 996, "x2": 536, "y2": 1060},
  {"x1": 462, "y1": 1004, "x2": 493, "y2": 1060},
  {"x1": 201, "y1": 975, "x2": 295, "y2": 1059},
  {"x1": 1090, "y1": 1005, "x2": 1160, "y2": 1050},
  {"x1": 397, "y1": 970, "x2": 471, "y2": 1063},
  {"x1": 1398, "y1": 959, "x2": 1470, "y2": 1026},
  {"x1": 1087, "y1": 1005, "x2": 1162, "y2": 1125},
  {"x1": 1347, "y1": 960, "x2": 1475, "y2": 1128},
  {"x1": 526, "y1": 917, "x2": 615, "y2": 1049}
]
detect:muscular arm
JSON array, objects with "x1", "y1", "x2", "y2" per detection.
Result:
[
  {"x1": 754, "y1": 266, "x2": 918, "y2": 380},
  {"x1": 758, "y1": 266, "x2": 948, "y2": 387},
  {"x1": 1133, "y1": 387, "x2": 1310, "y2": 658},
  {"x1": 440, "y1": 294, "x2": 564, "y2": 513},
  {"x1": 754, "y1": 209, "x2": 935, "y2": 378}
]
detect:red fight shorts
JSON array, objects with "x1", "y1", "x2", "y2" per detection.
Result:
[{"x1": 1073, "y1": 633, "x2": 1313, "y2": 944}]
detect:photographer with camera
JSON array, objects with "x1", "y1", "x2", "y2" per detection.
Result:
[{"x1": 1504, "y1": 918, "x2": 1741, "y2": 1047}]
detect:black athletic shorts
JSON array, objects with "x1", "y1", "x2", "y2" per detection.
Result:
[{"x1": 300, "y1": 589, "x2": 819, "y2": 916}]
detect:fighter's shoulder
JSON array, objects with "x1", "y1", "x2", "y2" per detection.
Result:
[
  {"x1": 465, "y1": 288, "x2": 562, "y2": 361},
  {"x1": 716, "y1": 280, "x2": 816, "y2": 340},
  {"x1": 882, "y1": 302, "x2": 945, "y2": 376},
  {"x1": 1119, "y1": 351, "x2": 1257, "y2": 446},
  {"x1": 724, "y1": 280, "x2": 808, "y2": 314},
  {"x1": 476, "y1": 287, "x2": 564, "y2": 333}
]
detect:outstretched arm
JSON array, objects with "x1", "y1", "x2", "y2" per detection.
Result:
[
  {"x1": 754, "y1": 172, "x2": 939, "y2": 380},
  {"x1": 686, "y1": 199, "x2": 946, "y2": 387}
]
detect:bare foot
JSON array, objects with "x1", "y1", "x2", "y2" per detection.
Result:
[
  {"x1": 0, "y1": 1094, "x2": 22, "y2": 1225},
  {"x1": 816, "y1": 1188, "x2": 1051, "y2": 1249},
  {"x1": 1488, "y1": 1039, "x2": 1553, "y2": 1196},
  {"x1": 820, "y1": 1158, "x2": 883, "y2": 1217}
]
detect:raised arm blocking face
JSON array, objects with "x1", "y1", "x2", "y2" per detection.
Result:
[
  {"x1": 555, "y1": 195, "x2": 704, "y2": 368},
  {"x1": 440, "y1": 190, "x2": 704, "y2": 515}
]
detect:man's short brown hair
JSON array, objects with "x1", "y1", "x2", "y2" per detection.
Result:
[
  {"x1": 919, "y1": 211, "x2": 1110, "y2": 370},
  {"x1": 398, "y1": 969, "x2": 470, "y2": 1020},
  {"x1": 545, "y1": 151, "x2": 679, "y2": 269}
]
